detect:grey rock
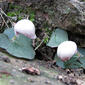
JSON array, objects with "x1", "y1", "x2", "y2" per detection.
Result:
[{"x1": 25, "y1": 0, "x2": 85, "y2": 46}]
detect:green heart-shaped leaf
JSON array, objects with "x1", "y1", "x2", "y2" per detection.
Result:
[
  {"x1": 0, "y1": 34, "x2": 10, "y2": 49},
  {"x1": 0, "y1": 28, "x2": 35, "y2": 60},
  {"x1": 7, "y1": 34, "x2": 35, "y2": 59},
  {"x1": 47, "y1": 28, "x2": 68, "y2": 47},
  {"x1": 4, "y1": 28, "x2": 15, "y2": 39}
]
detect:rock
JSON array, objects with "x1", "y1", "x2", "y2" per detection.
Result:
[
  {"x1": 76, "y1": 79, "x2": 85, "y2": 85},
  {"x1": 19, "y1": 0, "x2": 85, "y2": 47},
  {"x1": 20, "y1": 0, "x2": 85, "y2": 34},
  {"x1": 0, "y1": 52, "x2": 65, "y2": 85},
  {"x1": 0, "y1": 55, "x2": 10, "y2": 63}
]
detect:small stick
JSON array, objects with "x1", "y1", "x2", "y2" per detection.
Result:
[
  {"x1": 34, "y1": 39, "x2": 44, "y2": 51},
  {"x1": 0, "y1": 8, "x2": 13, "y2": 26},
  {"x1": 0, "y1": 20, "x2": 5, "y2": 30},
  {"x1": 0, "y1": 13, "x2": 9, "y2": 28},
  {"x1": 0, "y1": 8, "x2": 12, "y2": 19},
  {"x1": 34, "y1": 33, "x2": 48, "y2": 51}
]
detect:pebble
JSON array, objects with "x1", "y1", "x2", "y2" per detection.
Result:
[
  {"x1": 45, "y1": 80, "x2": 51, "y2": 84},
  {"x1": 10, "y1": 80, "x2": 15, "y2": 84}
]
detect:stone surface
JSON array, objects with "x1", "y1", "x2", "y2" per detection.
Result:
[
  {"x1": 1, "y1": 0, "x2": 85, "y2": 46},
  {"x1": 17, "y1": 0, "x2": 85, "y2": 46},
  {"x1": 25, "y1": 0, "x2": 85, "y2": 35},
  {"x1": 0, "y1": 51, "x2": 65, "y2": 85}
]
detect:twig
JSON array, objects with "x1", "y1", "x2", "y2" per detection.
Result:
[
  {"x1": 34, "y1": 33, "x2": 49, "y2": 51},
  {"x1": 0, "y1": 8, "x2": 12, "y2": 19},
  {"x1": 0, "y1": 20, "x2": 5, "y2": 30},
  {"x1": 0, "y1": 13, "x2": 9, "y2": 28},
  {"x1": 34, "y1": 39, "x2": 44, "y2": 51},
  {"x1": 0, "y1": 8, "x2": 13, "y2": 26}
]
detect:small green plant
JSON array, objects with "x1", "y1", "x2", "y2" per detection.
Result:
[
  {"x1": 8, "y1": 4, "x2": 36, "y2": 21},
  {"x1": 55, "y1": 54, "x2": 85, "y2": 69},
  {"x1": 29, "y1": 11, "x2": 35, "y2": 22},
  {"x1": 7, "y1": 11, "x2": 21, "y2": 17},
  {"x1": 9, "y1": 4, "x2": 15, "y2": 9},
  {"x1": 47, "y1": 28, "x2": 85, "y2": 69},
  {"x1": 9, "y1": 4, "x2": 22, "y2": 10},
  {"x1": 18, "y1": 16, "x2": 23, "y2": 20},
  {"x1": 43, "y1": 27, "x2": 52, "y2": 44},
  {"x1": 44, "y1": 37, "x2": 49, "y2": 44},
  {"x1": 47, "y1": 28, "x2": 68, "y2": 47},
  {"x1": 7, "y1": 12, "x2": 16, "y2": 17},
  {"x1": 0, "y1": 28, "x2": 35, "y2": 59},
  {"x1": 45, "y1": 27, "x2": 51, "y2": 35}
]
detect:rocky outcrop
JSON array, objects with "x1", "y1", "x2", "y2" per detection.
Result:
[
  {"x1": 24, "y1": 0, "x2": 85, "y2": 47},
  {"x1": 19, "y1": 0, "x2": 85, "y2": 35}
]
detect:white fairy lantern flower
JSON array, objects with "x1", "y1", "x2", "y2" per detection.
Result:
[
  {"x1": 14, "y1": 19, "x2": 36, "y2": 39},
  {"x1": 57, "y1": 41, "x2": 77, "y2": 62}
]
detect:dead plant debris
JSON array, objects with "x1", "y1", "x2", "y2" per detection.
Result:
[{"x1": 21, "y1": 67, "x2": 40, "y2": 75}]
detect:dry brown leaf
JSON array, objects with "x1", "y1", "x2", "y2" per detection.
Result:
[{"x1": 21, "y1": 67, "x2": 40, "y2": 75}]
